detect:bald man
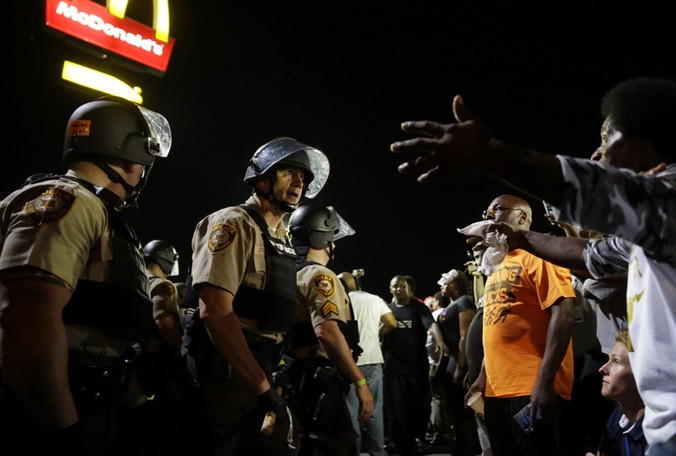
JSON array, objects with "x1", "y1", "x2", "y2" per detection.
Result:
[{"x1": 465, "y1": 194, "x2": 577, "y2": 456}]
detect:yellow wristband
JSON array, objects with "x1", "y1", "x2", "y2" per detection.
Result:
[{"x1": 355, "y1": 377, "x2": 367, "y2": 387}]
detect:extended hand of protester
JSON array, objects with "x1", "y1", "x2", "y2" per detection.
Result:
[
  {"x1": 390, "y1": 95, "x2": 495, "y2": 183},
  {"x1": 485, "y1": 222, "x2": 528, "y2": 251}
]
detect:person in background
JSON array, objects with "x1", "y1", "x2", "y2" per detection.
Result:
[
  {"x1": 463, "y1": 250, "x2": 492, "y2": 456},
  {"x1": 339, "y1": 270, "x2": 396, "y2": 456},
  {"x1": 286, "y1": 205, "x2": 373, "y2": 455},
  {"x1": 0, "y1": 96, "x2": 172, "y2": 454},
  {"x1": 437, "y1": 269, "x2": 480, "y2": 456},
  {"x1": 143, "y1": 239, "x2": 183, "y2": 352},
  {"x1": 142, "y1": 239, "x2": 197, "y2": 456},
  {"x1": 383, "y1": 274, "x2": 447, "y2": 455},
  {"x1": 592, "y1": 328, "x2": 647, "y2": 456},
  {"x1": 184, "y1": 137, "x2": 330, "y2": 455},
  {"x1": 426, "y1": 292, "x2": 452, "y2": 447}
]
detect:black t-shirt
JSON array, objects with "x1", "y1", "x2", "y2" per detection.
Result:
[
  {"x1": 437, "y1": 294, "x2": 476, "y2": 359},
  {"x1": 383, "y1": 300, "x2": 434, "y2": 375}
]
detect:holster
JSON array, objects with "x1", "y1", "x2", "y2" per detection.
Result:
[
  {"x1": 68, "y1": 352, "x2": 134, "y2": 411},
  {"x1": 287, "y1": 359, "x2": 350, "y2": 426}
]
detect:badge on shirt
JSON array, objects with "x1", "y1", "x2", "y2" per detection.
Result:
[
  {"x1": 313, "y1": 274, "x2": 335, "y2": 297},
  {"x1": 24, "y1": 187, "x2": 75, "y2": 224},
  {"x1": 208, "y1": 223, "x2": 237, "y2": 253},
  {"x1": 321, "y1": 300, "x2": 339, "y2": 317}
]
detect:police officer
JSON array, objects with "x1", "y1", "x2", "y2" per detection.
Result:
[
  {"x1": 142, "y1": 240, "x2": 198, "y2": 456},
  {"x1": 144, "y1": 239, "x2": 183, "y2": 350},
  {"x1": 0, "y1": 96, "x2": 172, "y2": 454},
  {"x1": 185, "y1": 137, "x2": 330, "y2": 455},
  {"x1": 286, "y1": 204, "x2": 374, "y2": 455}
]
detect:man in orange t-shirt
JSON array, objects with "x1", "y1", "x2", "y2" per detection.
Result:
[{"x1": 465, "y1": 194, "x2": 576, "y2": 456}]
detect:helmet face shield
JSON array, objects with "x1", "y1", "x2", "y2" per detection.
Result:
[
  {"x1": 244, "y1": 137, "x2": 330, "y2": 198},
  {"x1": 289, "y1": 205, "x2": 355, "y2": 249},
  {"x1": 303, "y1": 150, "x2": 329, "y2": 199},
  {"x1": 332, "y1": 209, "x2": 356, "y2": 241},
  {"x1": 138, "y1": 105, "x2": 172, "y2": 158},
  {"x1": 143, "y1": 239, "x2": 180, "y2": 277}
]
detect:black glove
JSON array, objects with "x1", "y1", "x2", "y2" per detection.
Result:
[{"x1": 258, "y1": 387, "x2": 288, "y2": 424}]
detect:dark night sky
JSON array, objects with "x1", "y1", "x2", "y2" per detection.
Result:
[{"x1": 3, "y1": 1, "x2": 676, "y2": 299}]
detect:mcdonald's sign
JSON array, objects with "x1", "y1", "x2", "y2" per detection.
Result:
[{"x1": 44, "y1": 0, "x2": 175, "y2": 73}]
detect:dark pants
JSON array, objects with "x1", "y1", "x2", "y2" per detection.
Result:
[
  {"x1": 485, "y1": 395, "x2": 574, "y2": 456},
  {"x1": 191, "y1": 341, "x2": 292, "y2": 456},
  {"x1": 384, "y1": 370, "x2": 431, "y2": 456}
]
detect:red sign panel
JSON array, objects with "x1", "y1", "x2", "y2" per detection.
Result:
[{"x1": 44, "y1": 0, "x2": 175, "y2": 73}]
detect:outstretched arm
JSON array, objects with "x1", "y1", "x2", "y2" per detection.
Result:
[
  {"x1": 491, "y1": 222, "x2": 589, "y2": 271},
  {"x1": 391, "y1": 95, "x2": 566, "y2": 205}
]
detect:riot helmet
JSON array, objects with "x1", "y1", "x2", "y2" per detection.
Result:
[
  {"x1": 63, "y1": 96, "x2": 172, "y2": 207},
  {"x1": 244, "y1": 137, "x2": 329, "y2": 200},
  {"x1": 143, "y1": 239, "x2": 180, "y2": 277},
  {"x1": 288, "y1": 205, "x2": 355, "y2": 252}
]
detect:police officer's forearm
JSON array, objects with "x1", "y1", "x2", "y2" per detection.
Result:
[
  {"x1": 206, "y1": 312, "x2": 270, "y2": 393},
  {"x1": 199, "y1": 289, "x2": 270, "y2": 394},
  {"x1": 1, "y1": 281, "x2": 78, "y2": 432}
]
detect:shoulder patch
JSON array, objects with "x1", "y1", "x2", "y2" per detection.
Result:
[
  {"x1": 313, "y1": 274, "x2": 335, "y2": 297},
  {"x1": 209, "y1": 223, "x2": 238, "y2": 253},
  {"x1": 321, "y1": 300, "x2": 339, "y2": 317},
  {"x1": 24, "y1": 187, "x2": 75, "y2": 224}
]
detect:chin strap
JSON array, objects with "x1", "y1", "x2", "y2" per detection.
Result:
[
  {"x1": 88, "y1": 157, "x2": 149, "y2": 208},
  {"x1": 253, "y1": 174, "x2": 299, "y2": 213}
]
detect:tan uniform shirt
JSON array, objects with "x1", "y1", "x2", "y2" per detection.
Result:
[
  {"x1": 0, "y1": 172, "x2": 128, "y2": 356},
  {"x1": 295, "y1": 263, "x2": 351, "y2": 359},
  {"x1": 0, "y1": 172, "x2": 114, "y2": 289},
  {"x1": 190, "y1": 197, "x2": 288, "y2": 338}
]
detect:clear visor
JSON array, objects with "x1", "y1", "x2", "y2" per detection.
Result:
[
  {"x1": 304, "y1": 149, "x2": 330, "y2": 199},
  {"x1": 139, "y1": 105, "x2": 172, "y2": 158},
  {"x1": 169, "y1": 258, "x2": 180, "y2": 277},
  {"x1": 332, "y1": 208, "x2": 356, "y2": 241}
]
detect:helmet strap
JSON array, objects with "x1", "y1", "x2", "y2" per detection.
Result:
[
  {"x1": 253, "y1": 174, "x2": 297, "y2": 213},
  {"x1": 88, "y1": 157, "x2": 144, "y2": 209}
]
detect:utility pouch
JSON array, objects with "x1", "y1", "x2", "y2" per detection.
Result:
[
  {"x1": 68, "y1": 353, "x2": 134, "y2": 411},
  {"x1": 290, "y1": 361, "x2": 348, "y2": 426}
]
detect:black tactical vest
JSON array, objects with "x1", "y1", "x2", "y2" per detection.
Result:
[
  {"x1": 231, "y1": 205, "x2": 298, "y2": 331},
  {"x1": 23, "y1": 174, "x2": 154, "y2": 345}
]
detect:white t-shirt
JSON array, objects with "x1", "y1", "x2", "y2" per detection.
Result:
[{"x1": 349, "y1": 290, "x2": 392, "y2": 365}]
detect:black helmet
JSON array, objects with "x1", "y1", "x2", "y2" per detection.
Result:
[
  {"x1": 288, "y1": 205, "x2": 355, "y2": 250},
  {"x1": 243, "y1": 137, "x2": 329, "y2": 199},
  {"x1": 63, "y1": 96, "x2": 171, "y2": 167},
  {"x1": 143, "y1": 239, "x2": 180, "y2": 277}
]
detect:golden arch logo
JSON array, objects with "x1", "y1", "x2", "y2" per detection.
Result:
[
  {"x1": 45, "y1": 0, "x2": 175, "y2": 73},
  {"x1": 107, "y1": 0, "x2": 170, "y2": 43}
]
